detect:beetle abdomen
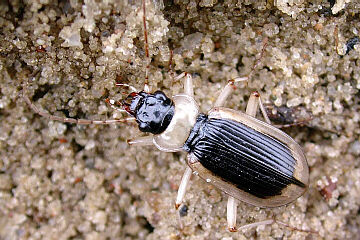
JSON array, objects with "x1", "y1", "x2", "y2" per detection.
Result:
[{"x1": 183, "y1": 114, "x2": 305, "y2": 199}]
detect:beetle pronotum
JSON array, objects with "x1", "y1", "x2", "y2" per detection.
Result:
[{"x1": 23, "y1": 0, "x2": 311, "y2": 234}]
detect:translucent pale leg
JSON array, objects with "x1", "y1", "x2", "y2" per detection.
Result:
[
  {"x1": 237, "y1": 219, "x2": 274, "y2": 231},
  {"x1": 127, "y1": 136, "x2": 154, "y2": 146},
  {"x1": 214, "y1": 77, "x2": 248, "y2": 107},
  {"x1": 175, "y1": 166, "x2": 192, "y2": 209},
  {"x1": 246, "y1": 91, "x2": 271, "y2": 124},
  {"x1": 227, "y1": 196, "x2": 238, "y2": 232},
  {"x1": 236, "y1": 218, "x2": 318, "y2": 234},
  {"x1": 174, "y1": 72, "x2": 194, "y2": 98}
]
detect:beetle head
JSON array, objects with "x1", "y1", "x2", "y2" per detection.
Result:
[{"x1": 123, "y1": 91, "x2": 175, "y2": 134}]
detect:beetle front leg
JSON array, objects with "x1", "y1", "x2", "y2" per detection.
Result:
[
  {"x1": 174, "y1": 72, "x2": 194, "y2": 98},
  {"x1": 127, "y1": 136, "x2": 154, "y2": 146},
  {"x1": 175, "y1": 166, "x2": 192, "y2": 209}
]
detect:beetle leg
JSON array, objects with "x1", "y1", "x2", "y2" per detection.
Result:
[
  {"x1": 173, "y1": 72, "x2": 186, "y2": 81},
  {"x1": 245, "y1": 91, "x2": 259, "y2": 117},
  {"x1": 227, "y1": 200, "x2": 316, "y2": 233},
  {"x1": 246, "y1": 91, "x2": 271, "y2": 124},
  {"x1": 214, "y1": 77, "x2": 248, "y2": 107},
  {"x1": 127, "y1": 136, "x2": 154, "y2": 146},
  {"x1": 175, "y1": 166, "x2": 192, "y2": 209},
  {"x1": 174, "y1": 72, "x2": 194, "y2": 98},
  {"x1": 237, "y1": 219, "x2": 274, "y2": 231},
  {"x1": 184, "y1": 73, "x2": 194, "y2": 98},
  {"x1": 257, "y1": 93, "x2": 272, "y2": 124},
  {"x1": 229, "y1": 202, "x2": 315, "y2": 234},
  {"x1": 227, "y1": 196, "x2": 238, "y2": 232},
  {"x1": 235, "y1": 218, "x2": 318, "y2": 234}
]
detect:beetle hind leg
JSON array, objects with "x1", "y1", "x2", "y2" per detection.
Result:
[
  {"x1": 227, "y1": 204, "x2": 318, "y2": 234},
  {"x1": 227, "y1": 196, "x2": 238, "y2": 232},
  {"x1": 226, "y1": 195, "x2": 274, "y2": 232},
  {"x1": 234, "y1": 218, "x2": 318, "y2": 234}
]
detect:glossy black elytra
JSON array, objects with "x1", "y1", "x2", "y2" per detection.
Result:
[{"x1": 183, "y1": 113, "x2": 306, "y2": 199}]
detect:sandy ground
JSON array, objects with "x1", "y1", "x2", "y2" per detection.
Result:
[{"x1": 0, "y1": 0, "x2": 360, "y2": 239}]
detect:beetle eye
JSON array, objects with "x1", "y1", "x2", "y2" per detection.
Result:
[{"x1": 154, "y1": 91, "x2": 167, "y2": 101}]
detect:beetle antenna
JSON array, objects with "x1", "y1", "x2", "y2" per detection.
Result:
[
  {"x1": 142, "y1": 0, "x2": 150, "y2": 93},
  {"x1": 169, "y1": 49, "x2": 174, "y2": 74},
  {"x1": 168, "y1": 49, "x2": 176, "y2": 83},
  {"x1": 248, "y1": 37, "x2": 268, "y2": 80},
  {"x1": 23, "y1": 77, "x2": 136, "y2": 125}
]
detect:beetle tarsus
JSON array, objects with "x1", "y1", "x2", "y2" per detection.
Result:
[
  {"x1": 252, "y1": 91, "x2": 260, "y2": 97},
  {"x1": 228, "y1": 227, "x2": 237, "y2": 232}
]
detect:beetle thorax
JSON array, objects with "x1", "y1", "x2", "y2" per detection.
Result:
[{"x1": 153, "y1": 94, "x2": 199, "y2": 152}]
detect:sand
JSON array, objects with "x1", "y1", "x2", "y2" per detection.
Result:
[{"x1": 0, "y1": 0, "x2": 359, "y2": 239}]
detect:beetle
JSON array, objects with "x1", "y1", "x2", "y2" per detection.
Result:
[
  {"x1": 22, "y1": 0, "x2": 309, "y2": 233},
  {"x1": 23, "y1": 73, "x2": 309, "y2": 232},
  {"x1": 124, "y1": 75, "x2": 309, "y2": 232}
]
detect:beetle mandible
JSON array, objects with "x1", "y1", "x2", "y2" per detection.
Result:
[{"x1": 23, "y1": 0, "x2": 310, "y2": 233}]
